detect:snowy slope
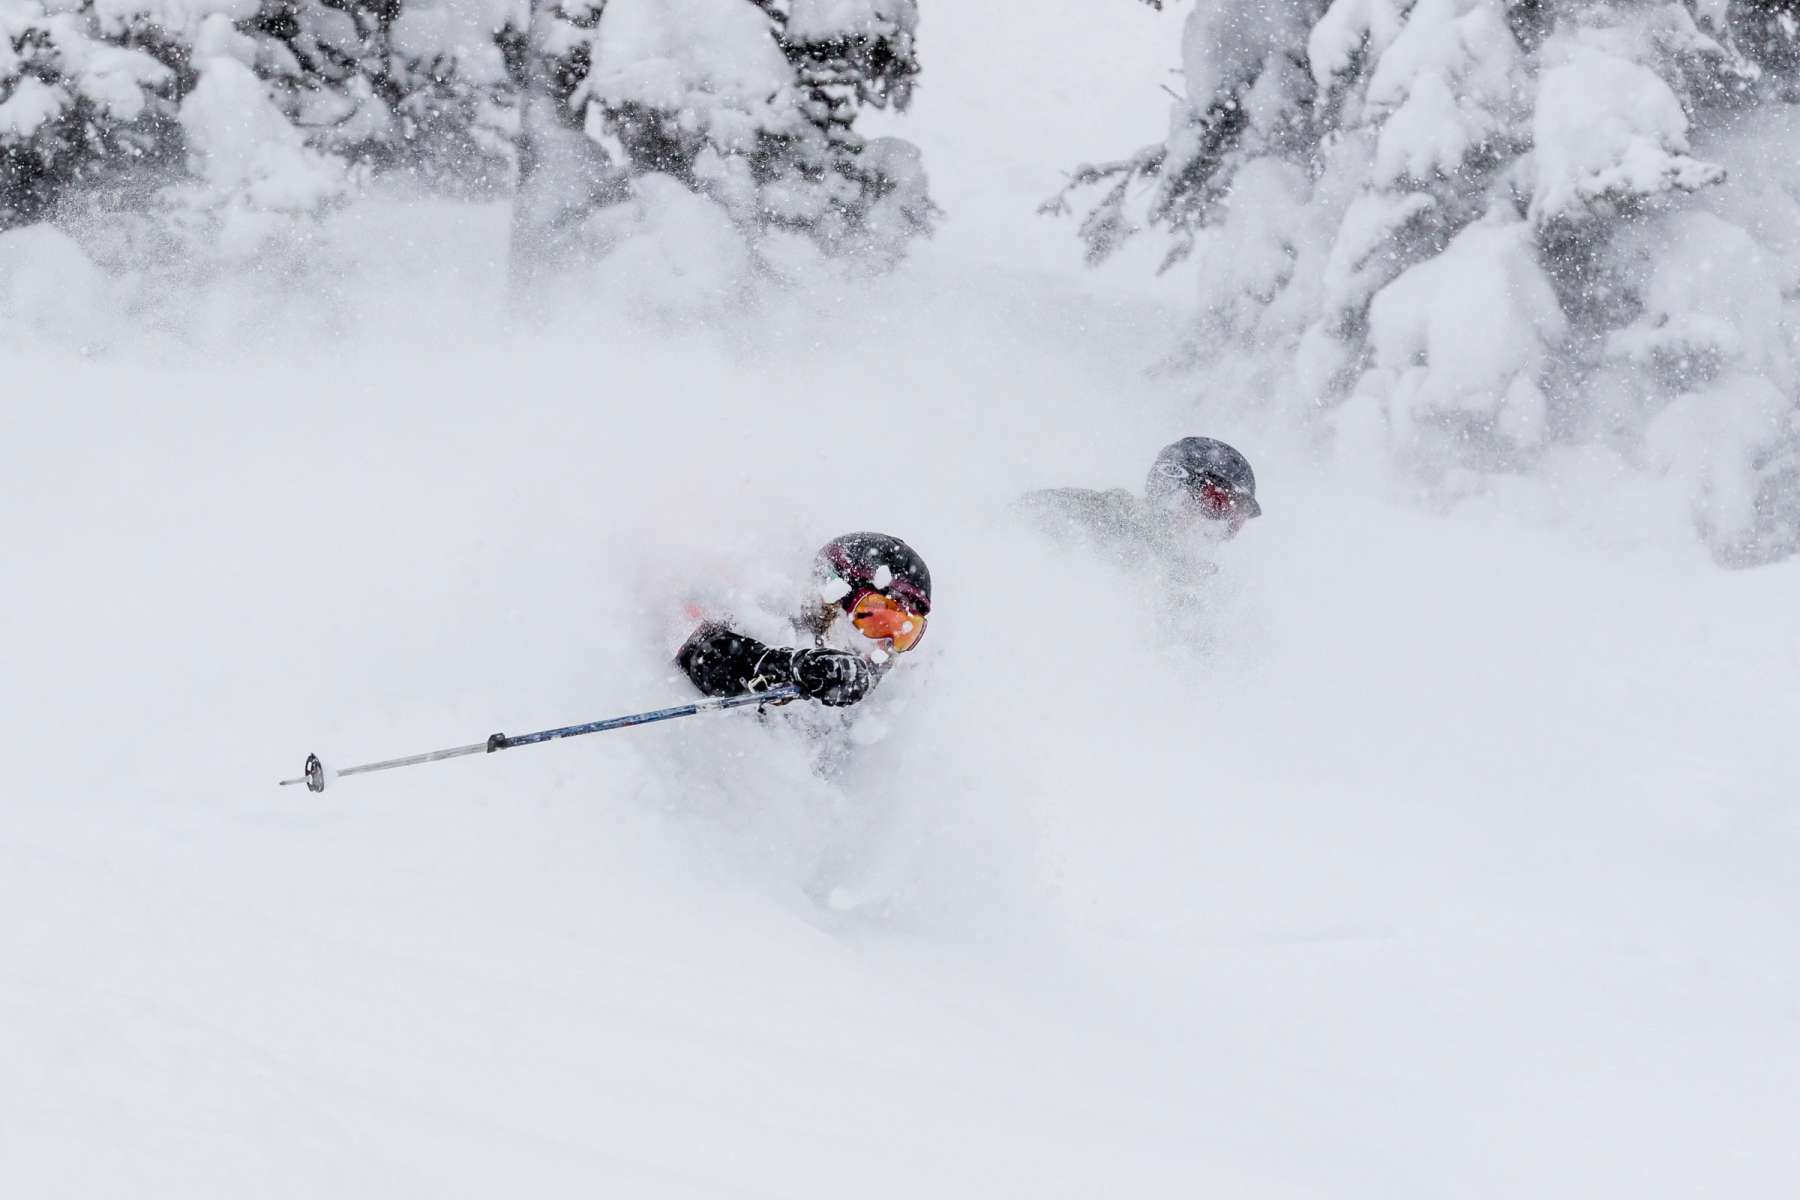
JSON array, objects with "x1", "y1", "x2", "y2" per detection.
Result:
[{"x1": 4, "y1": 2, "x2": 1799, "y2": 1196}]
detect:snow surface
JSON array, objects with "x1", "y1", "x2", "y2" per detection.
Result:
[{"x1": 4, "y1": 1, "x2": 1799, "y2": 1196}]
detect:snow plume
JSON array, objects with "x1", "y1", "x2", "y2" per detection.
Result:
[
  {"x1": 1057, "y1": 0, "x2": 1800, "y2": 564},
  {"x1": 7, "y1": 188, "x2": 1799, "y2": 1195}
]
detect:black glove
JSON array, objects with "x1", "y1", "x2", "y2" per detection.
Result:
[
  {"x1": 677, "y1": 623, "x2": 770, "y2": 698},
  {"x1": 771, "y1": 647, "x2": 873, "y2": 707}
]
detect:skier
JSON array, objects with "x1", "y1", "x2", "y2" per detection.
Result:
[
  {"x1": 1016, "y1": 436, "x2": 1262, "y2": 568},
  {"x1": 675, "y1": 532, "x2": 931, "y2": 708}
]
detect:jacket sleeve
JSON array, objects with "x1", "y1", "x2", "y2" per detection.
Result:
[
  {"x1": 675, "y1": 622, "x2": 782, "y2": 698},
  {"x1": 674, "y1": 622, "x2": 876, "y2": 706}
]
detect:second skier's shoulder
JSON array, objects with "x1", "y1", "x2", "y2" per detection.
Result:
[{"x1": 1014, "y1": 486, "x2": 1143, "y2": 535}]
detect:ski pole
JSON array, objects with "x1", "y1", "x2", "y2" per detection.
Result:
[{"x1": 278, "y1": 685, "x2": 802, "y2": 794}]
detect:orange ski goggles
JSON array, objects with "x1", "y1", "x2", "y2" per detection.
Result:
[{"x1": 849, "y1": 590, "x2": 928, "y2": 653}]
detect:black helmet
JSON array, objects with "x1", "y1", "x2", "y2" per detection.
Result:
[
  {"x1": 814, "y1": 532, "x2": 932, "y2": 614},
  {"x1": 1145, "y1": 437, "x2": 1262, "y2": 517}
]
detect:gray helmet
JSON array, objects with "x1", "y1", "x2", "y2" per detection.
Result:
[{"x1": 1145, "y1": 437, "x2": 1262, "y2": 518}]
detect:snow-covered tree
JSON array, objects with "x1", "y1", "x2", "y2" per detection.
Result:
[
  {"x1": 12, "y1": 0, "x2": 931, "y2": 286},
  {"x1": 540, "y1": 0, "x2": 930, "y2": 270},
  {"x1": 161, "y1": 51, "x2": 351, "y2": 258},
  {"x1": 1055, "y1": 0, "x2": 1800, "y2": 564},
  {"x1": 768, "y1": 0, "x2": 931, "y2": 259},
  {"x1": 5, "y1": 0, "x2": 522, "y2": 236},
  {"x1": 244, "y1": 0, "x2": 519, "y2": 189},
  {"x1": 509, "y1": 0, "x2": 624, "y2": 283},
  {"x1": 0, "y1": 0, "x2": 179, "y2": 229}
]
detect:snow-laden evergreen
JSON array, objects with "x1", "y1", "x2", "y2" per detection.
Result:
[
  {"x1": 0, "y1": 0, "x2": 179, "y2": 229},
  {"x1": 773, "y1": 0, "x2": 931, "y2": 261},
  {"x1": 1057, "y1": 0, "x2": 1800, "y2": 564},
  {"x1": 3, "y1": 0, "x2": 516, "y2": 241},
  {"x1": 555, "y1": 0, "x2": 931, "y2": 269},
  {"x1": 166, "y1": 53, "x2": 350, "y2": 255},
  {"x1": 7, "y1": 0, "x2": 931, "y2": 280},
  {"x1": 245, "y1": 0, "x2": 518, "y2": 189}
]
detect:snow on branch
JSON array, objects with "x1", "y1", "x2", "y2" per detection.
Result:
[{"x1": 1039, "y1": 144, "x2": 1167, "y2": 266}]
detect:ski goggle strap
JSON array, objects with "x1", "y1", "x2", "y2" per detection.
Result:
[{"x1": 849, "y1": 590, "x2": 928, "y2": 653}]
